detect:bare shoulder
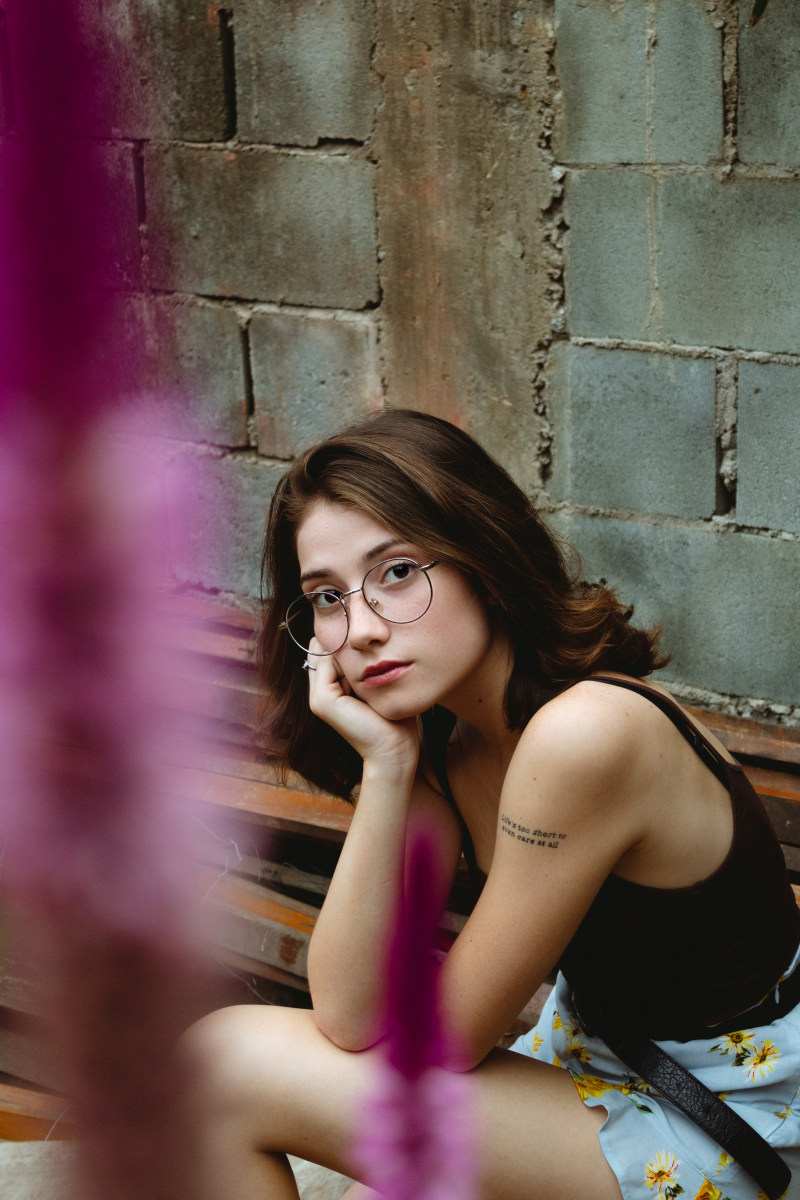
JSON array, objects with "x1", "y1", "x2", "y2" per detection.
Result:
[
  {"x1": 511, "y1": 675, "x2": 660, "y2": 788},
  {"x1": 495, "y1": 678, "x2": 657, "y2": 898}
]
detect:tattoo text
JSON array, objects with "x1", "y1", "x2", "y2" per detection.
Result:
[{"x1": 500, "y1": 813, "x2": 567, "y2": 850}]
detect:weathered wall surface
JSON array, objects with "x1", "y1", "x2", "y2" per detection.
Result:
[
  {"x1": 545, "y1": 0, "x2": 800, "y2": 716},
  {"x1": 1, "y1": 0, "x2": 797, "y2": 716},
  {"x1": 374, "y1": 3, "x2": 555, "y2": 488},
  {"x1": 4, "y1": 0, "x2": 385, "y2": 597}
]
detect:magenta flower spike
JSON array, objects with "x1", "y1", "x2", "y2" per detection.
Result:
[
  {"x1": 354, "y1": 824, "x2": 479, "y2": 1200},
  {"x1": 0, "y1": 4, "x2": 213, "y2": 1197}
]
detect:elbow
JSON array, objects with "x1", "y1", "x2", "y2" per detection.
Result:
[{"x1": 311, "y1": 1005, "x2": 382, "y2": 1054}]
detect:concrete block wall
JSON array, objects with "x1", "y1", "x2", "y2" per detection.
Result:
[
  {"x1": 2, "y1": 0, "x2": 796, "y2": 717},
  {"x1": 0, "y1": 0, "x2": 383, "y2": 598},
  {"x1": 546, "y1": 0, "x2": 800, "y2": 716}
]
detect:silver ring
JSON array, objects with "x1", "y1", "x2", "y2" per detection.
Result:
[{"x1": 303, "y1": 659, "x2": 317, "y2": 671}]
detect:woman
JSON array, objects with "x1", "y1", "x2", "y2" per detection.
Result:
[{"x1": 185, "y1": 410, "x2": 800, "y2": 1200}]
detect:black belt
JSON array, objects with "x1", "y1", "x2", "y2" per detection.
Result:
[{"x1": 571, "y1": 966, "x2": 800, "y2": 1200}]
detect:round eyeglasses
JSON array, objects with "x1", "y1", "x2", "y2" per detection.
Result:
[{"x1": 280, "y1": 558, "x2": 441, "y2": 656}]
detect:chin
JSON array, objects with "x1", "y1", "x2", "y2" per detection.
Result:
[{"x1": 360, "y1": 692, "x2": 425, "y2": 723}]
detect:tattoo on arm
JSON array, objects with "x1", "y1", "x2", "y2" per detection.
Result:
[{"x1": 500, "y1": 812, "x2": 567, "y2": 850}]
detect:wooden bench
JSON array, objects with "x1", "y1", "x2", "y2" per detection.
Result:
[{"x1": 2, "y1": 596, "x2": 799, "y2": 1138}]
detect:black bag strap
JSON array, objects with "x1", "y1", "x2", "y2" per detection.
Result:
[{"x1": 601, "y1": 1027, "x2": 791, "y2": 1200}]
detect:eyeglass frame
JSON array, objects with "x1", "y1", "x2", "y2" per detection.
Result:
[{"x1": 279, "y1": 557, "x2": 442, "y2": 656}]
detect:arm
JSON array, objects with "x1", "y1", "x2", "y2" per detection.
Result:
[
  {"x1": 305, "y1": 653, "x2": 463, "y2": 1051},
  {"x1": 438, "y1": 686, "x2": 650, "y2": 1069}
]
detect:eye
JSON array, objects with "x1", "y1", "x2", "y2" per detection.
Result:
[
  {"x1": 307, "y1": 589, "x2": 342, "y2": 612},
  {"x1": 378, "y1": 559, "x2": 418, "y2": 586}
]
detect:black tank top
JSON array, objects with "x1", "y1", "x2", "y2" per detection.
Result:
[
  {"x1": 559, "y1": 677, "x2": 800, "y2": 1038},
  {"x1": 423, "y1": 678, "x2": 800, "y2": 1038}
]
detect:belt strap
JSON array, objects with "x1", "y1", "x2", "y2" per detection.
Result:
[{"x1": 601, "y1": 1030, "x2": 791, "y2": 1200}]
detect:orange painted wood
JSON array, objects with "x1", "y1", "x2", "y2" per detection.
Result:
[
  {"x1": 179, "y1": 764, "x2": 352, "y2": 836},
  {"x1": 0, "y1": 1083, "x2": 72, "y2": 1141},
  {"x1": 686, "y1": 706, "x2": 800, "y2": 767},
  {"x1": 743, "y1": 765, "x2": 800, "y2": 805},
  {"x1": 204, "y1": 874, "x2": 318, "y2": 938}
]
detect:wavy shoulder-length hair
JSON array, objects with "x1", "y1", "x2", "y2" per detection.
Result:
[{"x1": 257, "y1": 408, "x2": 669, "y2": 800}]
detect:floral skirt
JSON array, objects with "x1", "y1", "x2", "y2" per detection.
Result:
[{"x1": 511, "y1": 950, "x2": 800, "y2": 1200}]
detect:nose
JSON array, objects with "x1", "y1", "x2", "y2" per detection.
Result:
[{"x1": 345, "y1": 589, "x2": 390, "y2": 648}]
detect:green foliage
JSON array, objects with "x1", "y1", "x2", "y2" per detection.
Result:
[{"x1": 750, "y1": 0, "x2": 771, "y2": 24}]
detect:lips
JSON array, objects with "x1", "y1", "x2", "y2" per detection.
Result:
[{"x1": 359, "y1": 660, "x2": 411, "y2": 686}]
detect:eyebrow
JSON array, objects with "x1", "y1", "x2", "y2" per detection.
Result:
[{"x1": 299, "y1": 537, "x2": 411, "y2": 586}]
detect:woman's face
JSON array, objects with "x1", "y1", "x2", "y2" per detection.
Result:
[{"x1": 294, "y1": 499, "x2": 503, "y2": 722}]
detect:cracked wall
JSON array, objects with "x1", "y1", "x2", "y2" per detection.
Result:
[
  {"x1": 546, "y1": 0, "x2": 800, "y2": 716},
  {"x1": 4, "y1": 0, "x2": 796, "y2": 714}
]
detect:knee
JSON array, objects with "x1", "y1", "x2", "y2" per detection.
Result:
[{"x1": 179, "y1": 1004, "x2": 306, "y2": 1127}]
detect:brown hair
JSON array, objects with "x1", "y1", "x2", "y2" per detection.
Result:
[{"x1": 256, "y1": 409, "x2": 669, "y2": 800}]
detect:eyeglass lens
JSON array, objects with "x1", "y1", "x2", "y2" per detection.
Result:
[{"x1": 284, "y1": 559, "x2": 434, "y2": 655}]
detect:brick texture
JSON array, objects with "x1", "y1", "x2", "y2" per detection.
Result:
[
  {"x1": 145, "y1": 146, "x2": 378, "y2": 307},
  {"x1": 551, "y1": 513, "x2": 800, "y2": 705},
  {"x1": 737, "y1": 361, "x2": 800, "y2": 534},
  {"x1": 739, "y1": 0, "x2": 800, "y2": 165},
  {"x1": 251, "y1": 311, "x2": 380, "y2": 459},
  {"x1": 81, "y1": 0, "x2": 230, "y2": 141},
  {"x1": 567, "y1": 172, "x2": 800, "y2": 353},
  {"x1": 172, "y1": 450, "x2": 286, "y2": 597},
  {"x1": 549, "y1": 344, "x2": 717, "y2": 518},
  {"x1": 235, "y1": 0, "x2": 379, "y2": 146},
  {"x1": 554, "y1": 0, "x2": 721, "y2": 164}
]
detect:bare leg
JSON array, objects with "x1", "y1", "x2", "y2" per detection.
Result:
[
  {"x1": 181, "y1": 1004, "x2": 622, "y2": 1200},
  {"x1": 339, "y1": 1186, "x2": 377, "y2": 1200}
]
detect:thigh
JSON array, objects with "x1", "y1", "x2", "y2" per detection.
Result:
[{"x1": 185, "y1": 1005, "x2": 623, "y2": 1200}]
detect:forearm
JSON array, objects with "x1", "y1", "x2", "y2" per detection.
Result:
[{"x1": 307, "y1": 758, "x2": 416, "y2": 1050}]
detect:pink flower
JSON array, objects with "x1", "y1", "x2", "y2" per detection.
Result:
[{"x1": 354, "y1": 825, "x2": 479, "y2": 1200}]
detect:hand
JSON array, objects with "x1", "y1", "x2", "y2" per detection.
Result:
[{"x1": 305, "y1": 641, "x2": 419, "y2": 774}]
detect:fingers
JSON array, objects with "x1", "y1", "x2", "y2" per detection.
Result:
[{"x1": 306, "y1": 641, "x2": 345, "y2": 716}]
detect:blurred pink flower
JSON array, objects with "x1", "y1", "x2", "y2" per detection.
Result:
[{"x1": 354, "y1": 826, "x2": 479, "y2": 1200}]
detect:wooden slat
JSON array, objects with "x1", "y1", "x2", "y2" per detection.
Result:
[
  {"x1": 204, "y1": 875, "x2": 318, "y2": 981},
  {"x1": 744, "y1": 765, "x2": 800, "y2": 806},
  {"x1": 163, "y1": 594, "x2": 259, "y2": 635},
  {"x1": 686, "y1": 706, "x2": 800, "y2": 766},
  {"x1": 179, "y1": 765, "x2": 352, "y2": 837},
  {"x1": 0, "y1": 1082, "x2": 71, "y2": 1141},
  {"x1": 213, "y1": 946, "x2": 311, "y2": 993},
  {"x1": 204, "y1": 874, "x2": 318, "y2": 936},
  {"x1": 760, "y1": 795, "x2": 800, "y2": 847}
]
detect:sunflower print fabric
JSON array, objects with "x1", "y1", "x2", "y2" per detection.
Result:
[{"x1": 511, "y1": 948, "x2": 800, "y2": 1200}]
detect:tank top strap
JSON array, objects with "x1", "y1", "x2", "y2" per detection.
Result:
[
  {"x1": 421, "y1": 707, "x2": 485, "y2": 891},
  {"x1": 584, "y1": 675, "x2": 736, "y2": 790}
]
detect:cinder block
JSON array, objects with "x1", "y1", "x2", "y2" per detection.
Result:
[
  {"x1": 549, "y1": 512, "x2": 800, "y2": 705},
  {"x1": 565, "y1": 170, "x2": 653, "y2": 338},
  {"x1": 554, "y1": 0, "x2": 721, "y2": 163},
  {"x1": 251, "y1": 311, "x2": 380, "y2": 458},
  {"x1": 659, "y1": 176, "x2": 800, "y2": 354},
  {"x1": 739, "y1": 0, "x2": 800, "y2": 164},
  {"x1": 170, "y1": 449, "x2": 285, "y2": 597},
  {"x1": 236, "y1": 0, "x2": 379, "y2": 146},
  {"x1": 145, "y1": 147, "x2": 378, "y2": 308},
  {"x1": 568, "y1": 171, "x2": 800, "y2": 353},
  {"x1": 554, "y1": 0, "x2": 648, "y2": 162},
  {"x1": 650, "y1": 0, "x2": 722, "y2": 163},
  {"x1": 549, "y1": 344, "x2": 716, "y2": 517},
  {"x1": 87, "y1": 141, "x2": 142, "y2": 291},
  {"x1": 737, "y1": 360, "x2": 800, "y2": 533},
  {"x1": 80, "y1": 0, "x2": 229, "y2": 140},
  {"x1": 115, "y1": 297, "x2": 249, "y2": 447}
]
